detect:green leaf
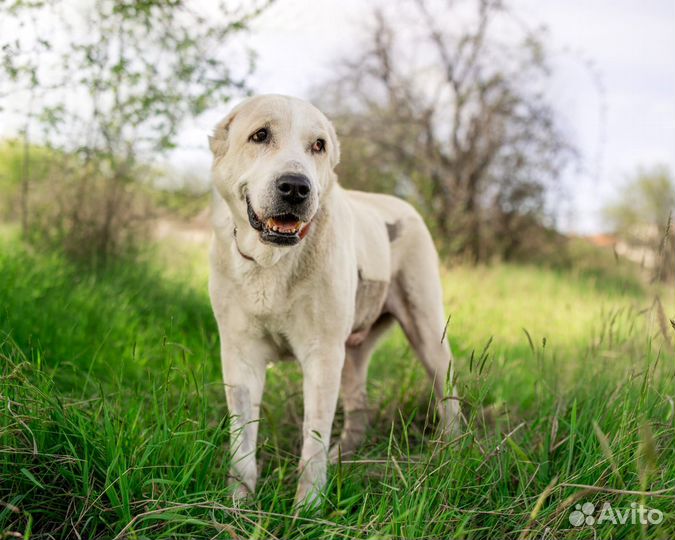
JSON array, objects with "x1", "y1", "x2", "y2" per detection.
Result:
[{"x1": 21, "y1": 467, "x2": 45, "y2": 490}]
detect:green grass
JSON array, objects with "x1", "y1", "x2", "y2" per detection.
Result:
[{"x1": 1, "y1": 237, "x2": 674, "y2": 539}]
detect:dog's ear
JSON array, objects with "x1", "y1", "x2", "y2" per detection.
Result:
[
  {"x1": 209, "y1": 110, "x2": 238, "y2": 157},
  {"x1": 326, "y1": 119, "x2": 341, "y2": 169}
]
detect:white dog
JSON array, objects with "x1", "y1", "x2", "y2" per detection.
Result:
[{"x1": 208, "y1": 95, "x2": 461, "y2": 506}]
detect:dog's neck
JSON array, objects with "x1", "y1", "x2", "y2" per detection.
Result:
[
  {"x1": 232, "y1": 227, "x2": 256, "y2": 262},
  {"x1": 225, "y1": 203, "x2": 327, "y2": 271},
  {"x1": 229, "y1": 218, "x2": 290, "y2": 267}
]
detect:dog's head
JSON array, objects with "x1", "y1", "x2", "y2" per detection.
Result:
[{"x1": 210, "y1": 95, "x2": 340, "y2": 246}]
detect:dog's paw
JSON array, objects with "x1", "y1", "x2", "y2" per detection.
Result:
[
  {"x1": 438, "y1": 400, "x2": 465, "y2": 439},
  {"x1": 228, "y1": 477, "x2": 253, "y2": 505},
  {"x1": 293, "y1": 481, "x2": 323, "y2": 511}
]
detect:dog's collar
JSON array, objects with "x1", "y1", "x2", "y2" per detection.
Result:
[
  {"x1": 232, "y1": 227, "x2": 255, "y2": 262},
  {"x1": 232, "y1": 220, "x2": 313, "y2": 263}
]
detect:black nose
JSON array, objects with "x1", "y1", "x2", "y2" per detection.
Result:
[{"x1": 275, "y1": 174, "x2": 311, "y2": 205}]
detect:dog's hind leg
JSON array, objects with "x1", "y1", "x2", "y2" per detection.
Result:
[
  {"x1": 329, "y1": 314, "x2": 395, "y2": 463},
  {"x1": 387, "y1": 224, "x2": 463, "y2": 436}
]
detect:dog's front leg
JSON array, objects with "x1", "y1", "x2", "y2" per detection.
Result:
[
  {"x1": 295, "y1": 343, "x2": 345, "y2": 507},
  {"x1": 220, "y1": 336, "x2": 270, "y2": 501}
]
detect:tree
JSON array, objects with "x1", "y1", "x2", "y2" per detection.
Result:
[
  {"x1": 0, "y1": 0, "x2": 269, "y2": 265},
  {"x1": 604, "y1": 165, "x2": 674, "y2": 281},
  {"x1": 314, "y1": 0, "x2": 574, "y2": 262}
]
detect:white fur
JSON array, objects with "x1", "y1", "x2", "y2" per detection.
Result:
[{"x1": 208, "y1": 95, "x2": 461, "y2": 507}]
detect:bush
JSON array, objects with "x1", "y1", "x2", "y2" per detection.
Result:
[{"x1": 35, "y1": 172, "x2": 153, "y2": 266}]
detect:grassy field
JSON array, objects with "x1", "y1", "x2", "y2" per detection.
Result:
[{"x1": 1, "y1": 232, "x2": 674, "y2": 539}]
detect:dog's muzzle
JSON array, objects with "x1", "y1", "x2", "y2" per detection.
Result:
[{"x1": 246, "y1": 196, "x2": 312, "y2": 246}]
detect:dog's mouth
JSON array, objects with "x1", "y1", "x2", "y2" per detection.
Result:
[{"x1": 246, "y1": 197, "x2": 309, "y2": 246}]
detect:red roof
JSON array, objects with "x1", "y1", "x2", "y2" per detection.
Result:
[{"x1": 585, "y1": 234, "x2": 617, "y2": 247}]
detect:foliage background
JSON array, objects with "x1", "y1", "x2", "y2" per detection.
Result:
[{"x1": 0, "y1": 0, "x2": 673, "y2": 538}]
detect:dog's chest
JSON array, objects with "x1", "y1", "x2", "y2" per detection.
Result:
[
  {"x1": 238, "y1": 273, "x2": 292, "y2": 316},
  {"x1": 239, "y1": 285, "x2": 304, "y2": 360}
]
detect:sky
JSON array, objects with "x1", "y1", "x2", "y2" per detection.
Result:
[
  {"x1": 2, "y1": 0, "x2": 673, "y2": 234},
  {"x1": 182, "y1": 0, "x2": 675, "y2": 234}
]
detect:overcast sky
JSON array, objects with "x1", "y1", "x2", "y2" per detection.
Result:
[
  {"x1": 183, "y1": 0, "x2": 674, "y2": 234},
  {"x1": 3, "y1": 1, "x2": 673, "y2": 234}
]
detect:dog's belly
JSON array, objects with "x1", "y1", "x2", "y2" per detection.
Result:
[{"x1": 348, "y1": 272, "x2": 389, "y2": 347}]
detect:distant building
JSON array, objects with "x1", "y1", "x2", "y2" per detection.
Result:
[
  {"x1": 585, "y1": 224, "x2": 669, "y2": 271},
  {"x1": 586, "y1": 234, "x2": 617, "y2": 248}
]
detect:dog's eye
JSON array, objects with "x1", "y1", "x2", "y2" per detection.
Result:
[
  {"x1": 249, "y1": 128, "x2": 268, "y2": 143},
  {"x1": 311, "y1": 138, "x2": 326, "y2": 154}
]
